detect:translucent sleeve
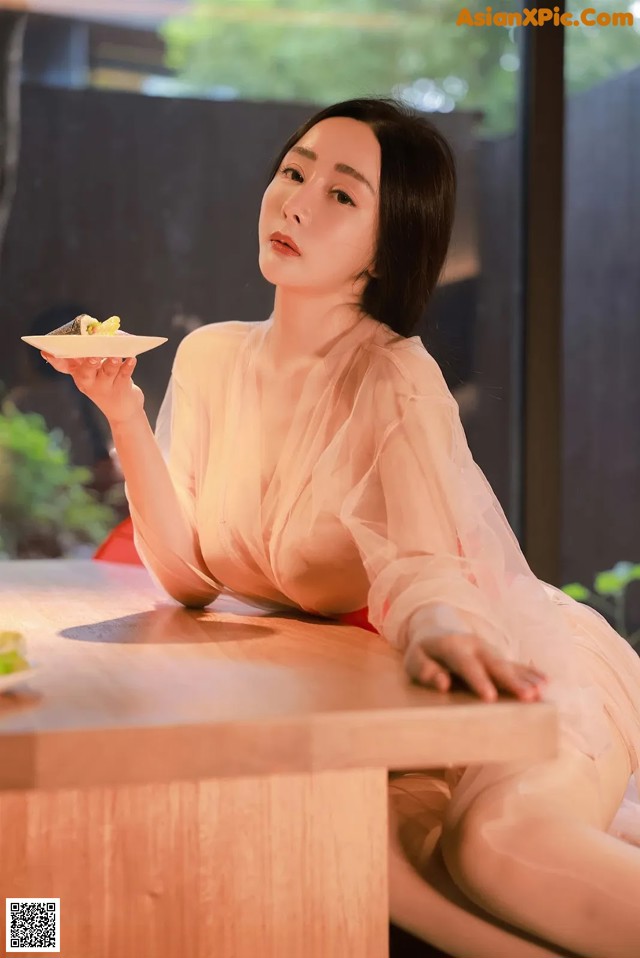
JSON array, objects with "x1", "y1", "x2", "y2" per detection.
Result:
[
  {"x1": 339, "y1": 371, "x2": 570, "y2": 674},
  {"x1": 338, "y1": 352, "x2": 640, "y2": 772},
  {"x1": 126, "y1": 361, "x2": 223, "y2": 606}
]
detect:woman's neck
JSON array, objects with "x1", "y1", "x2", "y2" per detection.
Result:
[{"x1": 264, "y1": 286, "x2": 366, "y2": 373}]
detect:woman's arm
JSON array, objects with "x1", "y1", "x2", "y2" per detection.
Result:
[
  {"x1": 338, "y1": 349, "x2": 549, "y2": 701},
  {"x1": 40, "y1": 349, "x2": 219, "y2": 607},
  {"x1": 111, "y1": 406, "x2": 219, "y2": 607}
]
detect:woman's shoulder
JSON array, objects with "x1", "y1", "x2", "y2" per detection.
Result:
[
  {"x1": 357, "y1": 328, "x2": 460, "y2": 450},
  {"x1": 368, "y1": 324, "x2": 451, "y2": 401},
  {"x1": 177, "y1": 320, "x2": 256, "y2": 353},
  {"x1": 173, "y1": 320, "x2": 258, "y2": 373}
]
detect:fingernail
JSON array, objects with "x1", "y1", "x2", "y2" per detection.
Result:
[
  {"x1": 88, "y1": 358, "x2": 99, "y2": 365},
  {"x1": 110, "y1": 358, "x2": 120, "y2": 365}
]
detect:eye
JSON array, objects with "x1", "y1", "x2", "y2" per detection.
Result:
[
  {"x1": 333, "y1": 189, "x2": 356, "y2": 207},
  {"x1": 280, "y1": 165, "x2": 303, "y2": 182}
]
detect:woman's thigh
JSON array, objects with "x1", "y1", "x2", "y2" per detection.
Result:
[
  {"x1": 440, "y1": 708, "x2": 633, "y2": 885},
  {"x1": 388, "y1": 770, "x2": 582, "y2": 957}
]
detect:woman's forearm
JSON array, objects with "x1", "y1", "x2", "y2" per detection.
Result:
[
  {"x1": 110, "y1": 409, "x2": 219, "y2": 607},
  {"x1": 110, "y1": 409, "x2": 182, "y2": 532}
]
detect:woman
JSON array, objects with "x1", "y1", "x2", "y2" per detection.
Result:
[{"x1": 42, "y1": 97, "x2": 640, "y2": 957}]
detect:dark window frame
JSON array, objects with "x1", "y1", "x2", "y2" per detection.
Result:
[{"x1": 515, "y1": 0, "x2": 565, "y2": 585}]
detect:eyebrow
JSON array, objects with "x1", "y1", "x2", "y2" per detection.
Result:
[{"x1": 290, "y1": 145, "x2": 376, "y2": 195}]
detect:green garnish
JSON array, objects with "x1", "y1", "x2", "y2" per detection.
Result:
[
  {"x1": 98, "y1": 315, "x2": 121, "y2": 335},
  {"x1": 0, "y1": 631, "x2": 30, "y2": 675},
  {"x1": 87, "y1": 315, "x2": 121, "y2": 336}
]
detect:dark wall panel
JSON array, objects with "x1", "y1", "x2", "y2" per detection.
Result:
[
  {"x1": 562, "y1": 67, "x2": 640, "y2": 621},
  {"x1": 0, "y1": 87, "x2": 312, "y2": 421},
  {"x1": 471, "y1": 131, "x2": 519, "y2": 514},
  {"x1": 0, "y1": 85, "x2": 477, "y2": 425},
  {"x1": 471, "y1": 66, "x2": 640, "y2": 619}
]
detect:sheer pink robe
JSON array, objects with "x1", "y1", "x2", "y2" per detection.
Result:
[{"x1": 128, "y1": 316, "x2": 640, "y2": 843}]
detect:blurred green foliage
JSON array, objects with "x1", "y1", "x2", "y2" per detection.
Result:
[
  {"x1": 562, "y1": 562, "x2": 640, "y2": 649},
  {"x1": 0, "y1": 399, "x2": 116, "y2": 559},
  {"x1": 160, "y1": 0, "x2": 640, "y2": 135}
]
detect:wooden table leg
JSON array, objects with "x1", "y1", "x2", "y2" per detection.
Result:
[{"x1": 1, "y1": 768, "x2": 389, "y2": 958}]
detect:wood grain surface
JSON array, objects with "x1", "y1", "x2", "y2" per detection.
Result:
[
  {"x1": 0, "y1": 559, "x2": 558, "y2": 790},
  {"x1": 0, "y1": 769, "x2": 389, "y2": 958},
  {"x1": 0, "y1": 559, "x2": 558, "y2": 957}
]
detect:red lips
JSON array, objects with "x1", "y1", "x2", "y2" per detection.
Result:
[{"x1": 270, "y1": 231, "x2": 301, "y2": 255}]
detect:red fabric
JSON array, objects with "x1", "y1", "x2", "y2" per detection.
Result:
[
  {"x1": 93, "y1": 517, "x2": 143, "y2": 565},
  {"x1": 93, "y1": 520, "x2": 379, "y2": 633},
  {"x1": 334, "y1": 607, "x2": 380, "y2": 634}
]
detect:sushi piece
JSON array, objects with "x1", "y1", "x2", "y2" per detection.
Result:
[
  {"x1": 47, "y1": 314, "x2": 121, "y2": 336},
  {"x1": 47, "y1": 313, "x2": 100, "y2": 336}
]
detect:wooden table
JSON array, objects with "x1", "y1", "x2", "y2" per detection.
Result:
[{"x1": 0, "y1": 559, "x2": 557, "y2": 958}]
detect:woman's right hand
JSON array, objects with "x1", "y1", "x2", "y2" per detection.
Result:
[{"x1": 40, "y1": 352, "x2": 144, "y2": 426}]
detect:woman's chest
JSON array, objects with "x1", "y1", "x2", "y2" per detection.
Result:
[
  {"x1": 254, "y1": 360, "x2": 343, "y2": 494},
  {"x1": 258, "y1": 385, "x2": 300, "y2": 491}
]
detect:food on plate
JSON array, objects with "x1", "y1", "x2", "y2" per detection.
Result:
[
  {"x1": 47, "y1": 314, "x2": 125, "y2": 336},
  {"x1": 0, "y1": 631, "x2": 30, "y2": 675},
  {"x1": 21, "y1": 312, "x2": 164, "y2": 359}
]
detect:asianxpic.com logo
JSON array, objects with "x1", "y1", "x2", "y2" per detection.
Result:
[{"x1": 457, "y1": 6, "x2": 636, "y2": 27}]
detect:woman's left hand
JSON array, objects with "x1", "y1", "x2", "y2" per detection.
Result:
[{"x1": 404, "y1": 632, "x2": 548, "y2": 702}]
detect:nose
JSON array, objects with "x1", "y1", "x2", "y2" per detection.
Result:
[{"x1": 281, "y1": 185, "x2": 311, "y2": 226}]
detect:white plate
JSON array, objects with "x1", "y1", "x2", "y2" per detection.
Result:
[
  {"x1": 0, "y1": 666, "x2": 39, "y2": 693},
  {"x1": 21, "y1": 334, "x2": 168, "y2": 359}
]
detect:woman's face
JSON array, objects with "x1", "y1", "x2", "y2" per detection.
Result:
[{"x1": 258, "y1": 116, "x2": 381, "y2": 295}]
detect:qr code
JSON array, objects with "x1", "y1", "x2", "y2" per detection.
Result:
[{"x1": 5, "y1": 898, "x2": 60, "y2": 953}]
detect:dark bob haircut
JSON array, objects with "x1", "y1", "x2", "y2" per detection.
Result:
[{"x1": 266, "y1": 96, "x2": 457, "y2": 338}]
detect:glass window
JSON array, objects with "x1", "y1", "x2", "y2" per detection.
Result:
[
  {"x1": 562, "y1": 0, "x2": 640, "y2": 635},
  {"x1": 157, "y1": 1, "x2": 527, "y2": 517},
  {"x1": 4, "y1": 1, "x2": 528, "y2": 557}
]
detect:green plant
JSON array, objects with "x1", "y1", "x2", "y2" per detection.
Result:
[
  {"x1": 562, "y1": 562, "x2": 640, "y2": 650},
  {"x1": 161, "y1": 0, "x2": 640, "y2": 136},
  {"x1": 0, "y1": 399, "x2": 117, "y2": 559}
]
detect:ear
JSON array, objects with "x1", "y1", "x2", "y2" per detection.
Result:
[{"x1": 360, "y1": 264, "x2": 378, "y2": 280}]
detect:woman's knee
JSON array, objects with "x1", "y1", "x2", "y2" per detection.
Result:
[{"x1": 440, "y1": 795, "x2": 553, "y2": 905}]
